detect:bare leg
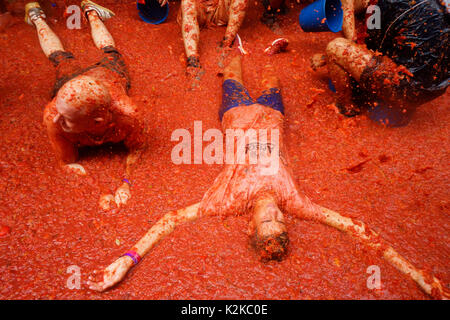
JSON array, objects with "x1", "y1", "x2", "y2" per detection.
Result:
[
  {"x1": 222, "y1": 0, "x2": 248, "y2": 47},
  {"x1": 223, "y1": 55, "x2": 243, "y2": 83},
  {"x1": 261, "y1": 65, "x2": 280, "y2": 90},
  {"x1": 86, "y1": 10, "x2": 115, "y2": 49},
  {"x1": 31, "y1": 16, "x2": 64, "y2": 57}
]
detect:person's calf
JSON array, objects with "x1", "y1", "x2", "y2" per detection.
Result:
[
  {"x1": 0, "y1": 11, "x2": 12, "y2": 32},
  {"x1": 252, "y1": 231, "x2": 289, "y2": 261}
]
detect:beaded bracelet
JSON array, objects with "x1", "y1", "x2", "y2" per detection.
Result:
[{"x1": 122, "y1": 250, "x2": 141, "y2": 265}]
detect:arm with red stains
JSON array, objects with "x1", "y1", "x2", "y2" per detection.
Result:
[
  {"x1": 87, "y1": 203, "x2": 202, "y2": 292},
  {"x1": 43, "y1": 102, "x2": 85, "y2": 175},
  {"x1": 222, "y1": 0, "x2": 248, "y2": 47},
  {"x1": 106, "y1": 95, "x2": 146, "y2": 209},
  {"x1": 291, "y1": 198, "x2": 449, "y2": 299}
]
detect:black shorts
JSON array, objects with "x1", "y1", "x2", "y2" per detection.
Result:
[{"x1": 49, "y1": 46, "x2": 131, "y2": 97}]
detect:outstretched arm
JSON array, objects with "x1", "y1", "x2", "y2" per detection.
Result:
[
  {"x1": 88, "y1": 202, "x2": 201, "y2": 292},
  {"x1": 222, "y1": 0, "x2": 248, "y2": 47},
  {"x1": 295, "y1": 201, "x2": 449, "y2": 299}
]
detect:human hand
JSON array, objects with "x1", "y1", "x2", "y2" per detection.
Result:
[
  {"x1": 114, "y1": 182, "x2": 131, "y2": 207},
  {"x1": 99, "y1": 194, "x2": 115, "y2": 211},
  {"x1": 87, "y1": 256, "x2": 134, "y2": 292}
]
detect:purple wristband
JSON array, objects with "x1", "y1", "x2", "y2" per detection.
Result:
[
  {"x1": 123, "y1": 178, "x2": 132, "y2": 186},
  {"x1": 122, "y1": 251, "x2": 141, "y2": 265}
]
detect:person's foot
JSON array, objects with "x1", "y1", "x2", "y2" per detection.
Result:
[
  {"x1": 264, "y1": 38, "x2": 289, "y2": 56},
  {"x1": 81, "y1": 0, "x2": 115, "y2": 21},
  {"x1": 24, "y1": 2, "x2": 46, "y2": 26},
  {"x1": 260, "y1": 11, "x2": 276, "y2": 28},
  {"x1": 220, "y1": 35, "x2": 235, "y2": 48}
]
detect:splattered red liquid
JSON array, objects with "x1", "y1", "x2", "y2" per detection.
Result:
[{"x1": 0, "y1": 0, "x2": 448, "y2": 299}]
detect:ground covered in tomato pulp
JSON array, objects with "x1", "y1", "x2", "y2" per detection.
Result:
[{"x1": 0, "y1": 0, "x2": 449, "y2": 299}]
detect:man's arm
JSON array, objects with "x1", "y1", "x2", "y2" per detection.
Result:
[
  {"x1": 222, "y1": 0, "x2": 248, "y2": 47},
  {"x1": 88, "y1": 203, "x2": 201, "y2": 292}
]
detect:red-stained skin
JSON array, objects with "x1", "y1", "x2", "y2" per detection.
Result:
[{"x1": 0, "y1": 0, "x2": 448, "y2": 299}]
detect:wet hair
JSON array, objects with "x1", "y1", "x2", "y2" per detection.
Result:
[{"x1": 251, "y1": 231, "x2": 289, "y2": 262}]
